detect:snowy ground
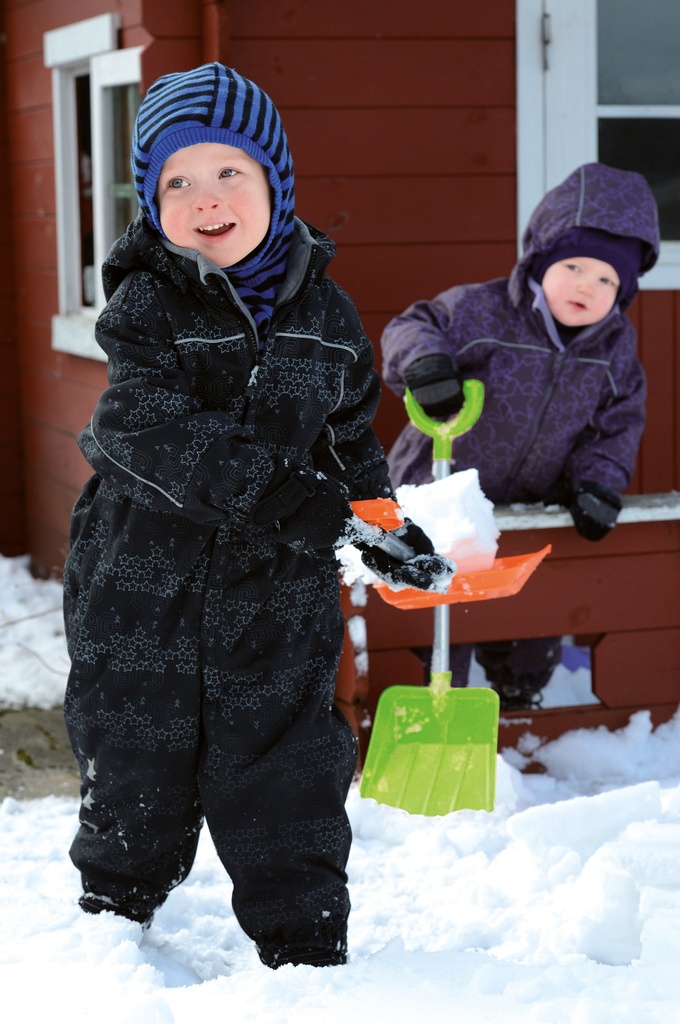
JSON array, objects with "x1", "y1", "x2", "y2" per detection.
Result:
[{"x1": 3, "y1": 551, "x2": 680, "y2": 1023}]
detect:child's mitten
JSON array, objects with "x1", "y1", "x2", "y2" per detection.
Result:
[
  {"x1": 358, "y1": 519, "x2": 455, "y2": 591},
  {"x1": 570, "y1": 480, "x2": 622, "y2": 541},
  {"x1": 404, "y1": 353, "x2": 463, "y2": 420},
  {"x1": 252, "y1": 468, "x2": 354, "y2": 551}
]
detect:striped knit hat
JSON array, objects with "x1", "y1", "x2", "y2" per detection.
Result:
[{"x1": 131, "y1": 62, "x2": 295, "y2": 341}]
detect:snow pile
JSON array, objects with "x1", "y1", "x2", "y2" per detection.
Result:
[
  {"x1": 339, "y1": 468, "x2": 498, "y2": 586},
  {"x1": 0, "y1": 556, "x2": 69, "y2": 710}
]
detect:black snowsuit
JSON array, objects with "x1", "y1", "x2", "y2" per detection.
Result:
[{"x1": 63, "y1": 215, "x2": 392, "y2": 965}]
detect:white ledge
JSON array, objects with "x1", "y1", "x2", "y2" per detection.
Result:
[{"x1": 494, "y1": 492, "x2": 680, "y2": 531}]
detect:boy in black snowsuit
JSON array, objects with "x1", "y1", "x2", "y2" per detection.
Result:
[{"x1": 63, "y1": 62, "x2": 448, "y2": 969}]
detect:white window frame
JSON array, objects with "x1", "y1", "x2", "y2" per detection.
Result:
[
  {"x1": 44, "y1": 15, "x2": 142, "y2": 360},
  {"x1": 90, "y1": 46, "x2": 143, "y2": 311},
  {"x1": 516, "y1": 0, "x2": 679, "y2": 291}
]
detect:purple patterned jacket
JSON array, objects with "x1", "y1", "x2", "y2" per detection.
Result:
[{"x1": 382, "y1": 163, "x2": 660, "y2": 504}]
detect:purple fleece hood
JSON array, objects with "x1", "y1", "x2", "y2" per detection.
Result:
[{"x1": 510, "y1": 162, "x2": 659, "y2": 311}]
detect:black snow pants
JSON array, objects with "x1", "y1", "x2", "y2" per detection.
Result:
[{"x1": 63, "y1": 481, "x2": 357, "y2": 964}]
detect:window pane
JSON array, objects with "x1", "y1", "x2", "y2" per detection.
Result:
[
  {"x1": 598, "y1": 0, "x2": 680, "y2": 104},
  {"x1": 110, "y1": 83, "x2": 141, "y2": 239},
  {"x1": 598, "y1": 119, "x2": 680, "y2": 239},
  {"x1": 76, "y1": 74, "x2": 94, "y2": 306}
]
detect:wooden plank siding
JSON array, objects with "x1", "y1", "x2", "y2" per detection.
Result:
[
  {"x1": 2, "y1": 0, "x2": 680, "y2": 581},
  {"x1": 3, "y1": 0, "x2": 202, "y2": 574},
  {"x1": 222, "y1": 1, "x2": 517, "y2": 451},
  {"x1": 0, "y1": 1, "x2": 25, "y2": 555}
]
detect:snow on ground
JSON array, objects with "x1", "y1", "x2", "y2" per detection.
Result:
[{"x1": 2, "y1": 548, "x2": 680, "y2": 1023}]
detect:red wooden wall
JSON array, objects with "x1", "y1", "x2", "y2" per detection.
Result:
[
  {"x1": 0, "y1": 2, "x2": 25, "y2": 556},
  {"x1": 3, "y1": 0, "x2": 202, "y2": 575},
  {"x1": 2, "y1": 0, "x2": 680, "y2": 578},
  {"x1": 222, "y1": 0, "x2": 517, "y2": 450}
]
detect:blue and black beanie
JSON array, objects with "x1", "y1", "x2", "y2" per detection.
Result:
[{"x1": 131, "y1": 62, "x2": 295, "y2": 341}]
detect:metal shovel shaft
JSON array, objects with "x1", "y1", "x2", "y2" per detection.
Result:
[
  {"x1": 405, "y1": 381, "x2": 485, "y2": 686},
  {"x1": 351, "y1": 515, "x2": 416, "y2": 562}
]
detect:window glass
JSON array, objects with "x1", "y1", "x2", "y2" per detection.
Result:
[
  {"x1": 76, "y1": 74, "x2": 94, "y2": 306},
  {"x1": 597, "y1": 0, "x2": 680, "y2": 244},
  {"x1": 598, "y1": 119, "x2": 680, "y2": 239},
  {"x1": 598, "y1": 0, "x2": 680, "y2": 104},
  {"x1": 110, "y1": 83, "x2": 141, "y2": 239}
]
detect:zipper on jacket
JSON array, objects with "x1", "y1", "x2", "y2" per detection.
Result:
[
  {"x1": 268, "y1": 248, "x2": 321, "y2": 338},
  {"x1": 498, "y1": 348, "x2": 566, "y2": 502},
  {"x1": 242, "y1": 246, "x2": 323, "y2": 427}
]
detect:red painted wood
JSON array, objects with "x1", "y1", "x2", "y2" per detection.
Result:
[
  {"x1": 26, "y1": 466, "x2": 82, "y2": 563},
  {"x1": 330, "y1": 243, "x2": 517, "y2": 313},
  {"x1": 435, "y1": 548, "x2": 676, "y2": 639},
  {"x1": 5, "y1": 0, "x2": 130, "y2": 61},
  {"x1": 285, "y1": 108, "x2": 515, "y2": 177},
  {"x1": 21, "y1": 371, "x2": 104, "y2": 437},
  {"x1": 497, "y1": 703, "x2": 679, "y2": 751},
  {"x1": 22, "y1": 420, "x2": 92, "y2": 486},
  {"x1": 296, "y1": 175, "x2": 516, "y2": 246},
  {"x1": 137, "y1": 0, "x2": 200, "y2": 37},
  {"x1": 592, "y1": 629, "x2": 680, "y2": 707},
  {"x1": 8, "y1": 109, "x2": 54, "y2": 163},
  {"x1": 635, "y1": 291, "x2": 676, "y2": 493},
  {"x1": 12, "y1": 270, "x2": 58, "y2": 322},
  {"x1": 226, "y1": 40, "x2": 515, "y2": 108},
  {"x1": 29, "y1": 518, "x2": 73, "y2": 579},
  {"x1": 13, "y1": 218, "x2": 58, "y2": 270},
  {"x1": 11, "y1": 163, "x2": 55, "y2": 217},
  {"x1": 226, "y1": 0, "x2": 515, "y2": 38},
  {"x1": 140, "y1": 39, "x2": 203, "y2": 90},
  {"x1": 6, "y1": 53, "x2": 51, "y2": 109},
  {"x1": 0, "y1": 0, "x2": 25, "y2": 555},
  {"x1": 359, "y1": 518, "x2": 680, "y2": 748}
]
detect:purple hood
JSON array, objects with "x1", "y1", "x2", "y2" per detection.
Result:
[{"x1": 511, "y1": 162, "x2": 659, "y2": 311}]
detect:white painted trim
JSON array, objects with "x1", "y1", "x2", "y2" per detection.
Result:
[
  {"x1": 543, "y1": 0, "x2": 598, "y2": 187},
  {"x1": 51, "y1": 314, "x2": 106, "y2": 362},
  {"x1": 91, "y1": 46, "x2": 143, "y2": 309},
  {"x1": 44, "y1": 14, "x2": 119, "y2": 67},
  {"x1": 50, "y1": 65, "x2": 83, "y2": 314},
  {"x1": 515, "y1": 0, "x2": 545, "y2": 249},
  {"x1": 598, "y1": 105, "x2": 680, "y2": 118},
  {"x1": 44, "y1": 15, "x2": 138, "y2": 359},
  {"x1": 495, "y1": 493, "x2": 680, "y2": 531}
]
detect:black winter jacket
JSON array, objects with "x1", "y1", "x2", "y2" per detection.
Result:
[{"x1": 77, "y1": 215, "x2": 392, "y2": 525}]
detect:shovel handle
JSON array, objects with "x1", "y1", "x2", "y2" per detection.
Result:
[
  {"x1": 405, "y1": 378, "x2": 485, "y2": 461},
  {"x1": 359, "y1": 521, "x2": 415, "y2": 562},
  {"x1": 350, "y1": 499, "x2": 416, "y2": 562},
  {"x1": 350, "y1": 498, "x2": 404, "y2": 531}
]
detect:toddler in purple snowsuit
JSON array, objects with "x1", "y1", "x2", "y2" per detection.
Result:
[{"x1": 382, "y1": 162, "x2": 660, "y2": 708}]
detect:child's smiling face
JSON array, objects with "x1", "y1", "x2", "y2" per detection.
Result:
[
  {"x1": 541, "y1": 256, "x2": 620, "y2": 327},
  {"x1": 157, "y1": 142, "x2": 271, "y2": 267}
]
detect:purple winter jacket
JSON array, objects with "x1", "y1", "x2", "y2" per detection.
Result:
[{"x1": 382, "y1": 163, "x2": 660, "y2": 504}]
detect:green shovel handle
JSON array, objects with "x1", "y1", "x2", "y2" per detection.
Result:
[{"x1": 404, "y1": 379, "x2": 485, "y2": 460}]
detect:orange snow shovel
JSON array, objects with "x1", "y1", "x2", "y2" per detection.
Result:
[{"x1": 357, "y1": 382, "x2": 549, "y2": 816}]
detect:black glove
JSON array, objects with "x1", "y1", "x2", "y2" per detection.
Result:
[
  {"x1": 251, "y1": 467, "x2": 354, "y2": 551},
  {"x1": 569, "y1": 480, "x2": 622, "y2": 542},
  {"x1": 358, "y1": 519, "x2": 455, "y2": 591},
  {"x1": 404, "y1": 354, "x2": 464, "y2": 420}
]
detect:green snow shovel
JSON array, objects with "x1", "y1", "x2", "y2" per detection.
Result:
[{"x1": 360, "y1": 380, "x2": 501, "y2": 815}]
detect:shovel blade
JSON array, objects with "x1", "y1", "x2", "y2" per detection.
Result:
[
  {"x1": 360, "y1": 686, "x2": 499, "y2": 815},
  {"x1": 374, "y1": 545, "x2": 551, "y2": 609}
]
